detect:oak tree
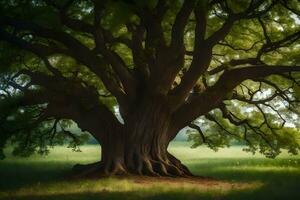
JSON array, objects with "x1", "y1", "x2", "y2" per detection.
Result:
[{"x1": 0, "y1": 0, "x2": 300, "y2": 177}]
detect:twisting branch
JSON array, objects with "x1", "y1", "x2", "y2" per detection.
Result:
[
  {"x1": 188, "y1": 123, "x2": 207, "y2": 143},
  {"x1": 217, "y1": 39, "x2": 262, "y2": 53},
  {"x1": 0, "y1": 17, "x2": 128, "y2": 106},
  {"x1": 208, "y1": 58, "x2": 262, "y2": 75},
  {"x1": 134, "y1": 1, "x2": 167, "y2": 67},
  {"x1": 280, "y1": 0, "x2": 300, "y2": 16},
  {"x1": 126, "y1": 23, "x2": 150, "y2": 80},
  {"x1": 216, "y1": 102, "x2": 280, "y2": 149},
  {"x1": 47, "y1": 0, "x2": 139, "y2": 99},
  {"x1": 58, "y1": 121, "x2": 81, "y2": 146},
  {"x1": 170, "y1": 0, "x2": 196, "y2": 53},
  {"x1": 205, "y1": 113, "x2": 240, "y2": 139},
  {"x1": 44, "y1": 0, "x2": 94, "y2": 34},
  {"x1": 171, "y1": 1, "x2": 211, "y2": 106},
  {"x1": 171, "y1": 0, "x2": 279, "y2": 107},
  {"x1": 257, "y1": 30, "x2": 300, "y2": 58},
  {"x1": 93, "y1": 29, "x2": 137, "y2": 98},
  {"x1": 172, "y1": 64, "x2": 300, "y2": 134},
  {"x1": 209, "y1": 26, "x2": 300, "y2": 76}
]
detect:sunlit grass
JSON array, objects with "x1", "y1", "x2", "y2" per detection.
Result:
[
  {"x1": 0, "y1": 178, "x2": 262, "y2": 198},
  {"x1": 0, "y1": 141, "x2": 299, "y2": 200}
]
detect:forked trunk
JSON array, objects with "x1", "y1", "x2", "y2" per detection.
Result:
[{"x1": 73, "y1": 97, "x2": 193, "y2": 177}]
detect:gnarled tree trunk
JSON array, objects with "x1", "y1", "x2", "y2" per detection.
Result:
[{"x1": 73, "y1": 96, "x2": 193, "y2": 177}]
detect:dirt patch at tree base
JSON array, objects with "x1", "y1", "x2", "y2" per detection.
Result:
[{"x1": 117, "y1": 176, "x2": 263, "y2": 191}]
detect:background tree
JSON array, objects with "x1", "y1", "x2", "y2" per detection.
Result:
[{"x1": 0, "y1": 0, "x2": 300, "y2": 177}]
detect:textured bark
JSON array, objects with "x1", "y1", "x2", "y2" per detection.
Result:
[
  {"x1": 73, "y1": 96, "x2": 193, "y2": 177},
  {"x1": 73, "y1": 136, "x2": 192, "y2": 177}
]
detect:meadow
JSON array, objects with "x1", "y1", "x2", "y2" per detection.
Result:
[{"x1": 0, "y1": 141, "x2": 299, "y2": 200}]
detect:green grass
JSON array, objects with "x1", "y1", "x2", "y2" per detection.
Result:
[{"x1": 0, "y1": 141, "x2": 299, "y2": 200}]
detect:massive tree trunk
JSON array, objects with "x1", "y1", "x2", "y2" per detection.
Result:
[{"x1": 73, "y1": 96, "x2": 193, "y2": 177}]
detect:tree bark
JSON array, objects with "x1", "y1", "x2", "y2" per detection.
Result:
[{"x1": 73, "y1": 96, "x2": 193, "y2": 177}]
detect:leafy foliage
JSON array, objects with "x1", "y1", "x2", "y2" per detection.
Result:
[{"x1": 0, "y1": 0, "x2": 300, "y2": 159}]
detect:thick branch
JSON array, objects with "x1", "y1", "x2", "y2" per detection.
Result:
[
  {"x1": 171, "y1": 2, "x2": 211, "y2": 107},
  {"x1": 93, "y1": 29, "x2": 137, "y2": 98},
  {"x1": 0, "y1": 17, "x2": 127, "y2": 106},
  {"x1": 171, "y1": 65, "x2": 300, "y2": 134},
  {"x1": 170, "y1": 0, "x2": 196, "y2": 52},
  {"x1": 11, "y1": 70, "x2": 122, "y2": 142}
]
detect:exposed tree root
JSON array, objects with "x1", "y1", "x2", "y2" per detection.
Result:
[{"x1": 72, "y1": 153, "x2": 193, "y2": 178}]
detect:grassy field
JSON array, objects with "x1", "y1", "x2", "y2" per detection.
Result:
[{"x1": 0, "y1": 142, "x2": 299, "y2": 200}]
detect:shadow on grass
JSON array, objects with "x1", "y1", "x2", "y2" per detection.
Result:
[
  {"x1": 189, "y1": 158, "x2": 300, "y2": 181},
  {"x1": 0, "y1": 191, "x2": 219, "y2": 200},
  {"x1": 1, "y1": 157, "x2": 299, "y2": 200},
  {"x1": 0, "y1": 161, "x2": 72, "y2": 190},
  {"x1": 188, "y1": 158, "x2": 300, "y2": 200}
]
